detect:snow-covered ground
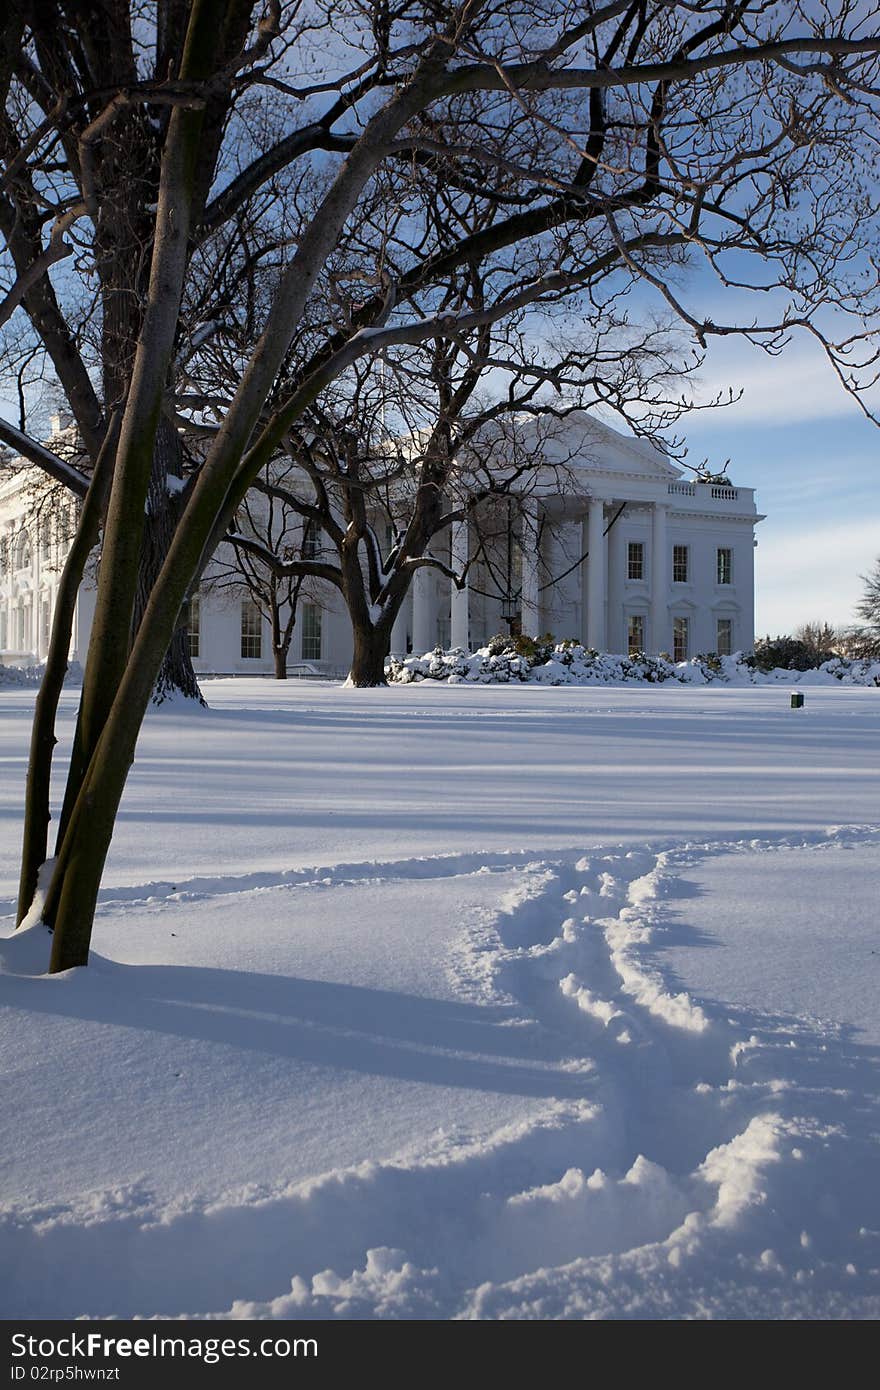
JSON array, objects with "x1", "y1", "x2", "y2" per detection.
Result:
[{"x1": 0, "y1": 680, "x2": 878, "y2": 1320}]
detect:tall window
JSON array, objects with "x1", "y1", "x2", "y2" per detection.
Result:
[
  {"x1": 716, "y1": 618, "x2": 733, "y2": 656},
  {"x1": 240, "y1": 598, "x2": 262, "y2": 658},
  {"x1": 627, "y1": 542, "x2": 644, "y2": 580},
  {"x1": 14, "y1": 532, "x2": 31, "y2": 571},
  {"x1": 0, "y1": 610, "x2": 6, "y2": 649},
  {"x1": 0, "y1": 536, "x2": 7, "y2": 576},
  {"x1": 186, "y1": 593, "x2": 201, "y2": 659},
  {"x1": 57, "y1": 508, "x2": 73, "y2": 553},
  {"x1": 672, "y1": 544, "x2": 689, "y2": 583},
  {"x1": 39, "y1": 594, "x2": 51, "y2": 650},
  {"x1": 302, "y1": 519, "x2": 321, "y2": 560},
  {"x1": 301, "y1": 603, "x2": 322, "y2": 661},
  {"x1": 16, "y1": 602, "x2": 28, "y2": 650},
  {"x1": 627, "y1": 614, "x2": 645, "y2": 655},
  {"x1": 673, "y1": 615, "x2": 689, "y2": 662},
  {"x1": 716, "y1": 547, "x2": 732, "y2": 585},
  {"x1": 40, "y1": 522, "x2": 51, "y2": 562}
]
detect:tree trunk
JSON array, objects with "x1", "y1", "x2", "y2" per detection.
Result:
[
  {"x1": 37, "y1": 0, "x2": 417, "y2": 972},
  {"x1": 135, "y1": 417, "x2": 204, "y2": 705},
  {"x1": 270, "y1": 594, "x2": 288, "y2": 678},
  {"x1": 153, "y1": 623, "x2": 203, "y2": 703},
  {"x1": 16, "y1": 427, "x2": 117, "y2": 925},
  {"x1": 45, "y1": 4, "x2": 219, "y2": 966},
  {"x1": 348, "y1": 619, "x2": 393, "y2": 687}
]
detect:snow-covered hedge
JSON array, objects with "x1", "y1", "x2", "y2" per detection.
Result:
[
  {"x1": 388, "y1": 639, "x2": 880, "y2": 687},
  {"x1": 0, "y1": 661, "x2": 83, "y2": 688}
]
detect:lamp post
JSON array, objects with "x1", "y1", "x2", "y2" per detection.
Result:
[{"x1": 501, "y1": 592, "x2": 519, "y2": 633}]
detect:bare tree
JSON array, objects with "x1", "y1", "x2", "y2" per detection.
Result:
[
  {"x1": 240, "y1": 289, "x2": 722, "y2": 687},
  {"x1": 0, "y1": 1, "x2": 877, "y2": 971},
  {"x1": 212, "y1": 457, "x2": 324, "y2": 679},
  {"x1": 794, "y1": 620, "x2": 840, "y2": 664}
]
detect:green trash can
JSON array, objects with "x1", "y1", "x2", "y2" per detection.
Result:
[{"x1": 791, "y1": 692, "x2": 804, "y2": 709}]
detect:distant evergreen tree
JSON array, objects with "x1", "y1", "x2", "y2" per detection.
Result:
[
  {"x1": 752, "y1": 635, "x2": 820, "y2": 671},
  {"x1": 856, "y1": 560, "x2": 880, "y2": 646}
]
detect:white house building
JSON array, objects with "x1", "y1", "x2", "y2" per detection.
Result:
[
  {"x1": 0, "y1": 463, "x2": 91, "y2": 667},
  {"x1": 1, "y1": 414, "x2": 763, "y2": 675}
]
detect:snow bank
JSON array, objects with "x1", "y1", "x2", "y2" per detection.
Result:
[
  {"x1": 2, "y1": 683, "x2": 879, "y2": 1320},
  {"x1": 389, "y1": 643, "x2": 880, "y2": 688}
]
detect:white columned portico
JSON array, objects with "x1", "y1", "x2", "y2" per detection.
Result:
[
  {"x1": 586, "y1": 496, "x2": 606, "y2": 650},
  {"x1": 651, "y1": 502, "x2": 668, "y2": 654},
  {"x1": 450, "y1": 517, "x2": 470, "y2": 649},
  {"x1": 411, "y1": 563, "x2": 433, "y2": 653},
  {"x1": 520, "y1": 496, "x2": 540, "y2": 635}
]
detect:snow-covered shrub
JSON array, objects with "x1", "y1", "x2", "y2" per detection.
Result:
[
  {"x1": 484, "y1": 633, "x2": 555, "y2": 668},
  {"x1": 387, "y1": 643, "x2": 880, "y2": 688},
  {"x1": 751, "y1": 634, "x2": 836, "y2": 671},
  {"x1": 819, "y1": 656, "x2": 880, "y2": 686},
  {"x1": 0, "y1": 661, "x2": 83, "y2": 688}
]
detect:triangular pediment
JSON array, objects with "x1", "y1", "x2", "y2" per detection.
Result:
[
  {"x1": 544, "y1": 412, "x2": 682, "y2": 480},
  {"x1": 459, "y1": 410, "x2": 682, "y2": 483}
]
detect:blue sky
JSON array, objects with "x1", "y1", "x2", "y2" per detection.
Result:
[{"x1": 679, "y1": 331, "x2": 879, "y2": 635}]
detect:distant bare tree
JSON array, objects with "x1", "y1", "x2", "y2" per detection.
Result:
[
  {"x1": 794, "y1": 621, "x2": 840, "y2": 663},
  {"x1": 213, "y1": 458, "x2": 325, "y2": 679}
]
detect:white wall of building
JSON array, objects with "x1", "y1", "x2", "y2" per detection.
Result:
[{"x1": 1, "y1": 417, "x2": 763, "y2": 675}]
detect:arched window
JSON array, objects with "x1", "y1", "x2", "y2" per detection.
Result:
[{"x1": 14, "y1": 531, "x2": 31, "y2": 571}]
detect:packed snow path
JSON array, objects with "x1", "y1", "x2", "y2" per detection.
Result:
[{"x1": 1, "y1": 683, "x2": 878, "y2": 1319}]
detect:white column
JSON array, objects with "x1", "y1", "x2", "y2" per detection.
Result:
[
  {"x1": 31, "y1": 527, "x2": 42, "y2": 659},
  {"x1": 411, "y1": 564, "x2": 433, "y2": 653},
  {"x1": 450, "y1": 517, "x2": 470, "y2": 650},
  {"x1": 23, "y1": 593, "x2": 33, "y2": 655},
  {"x1": 605, "y1": 503, "x2": 626, "y2": 653},
  {"x1": 580, "y1": 514, "x2": 589, "y2": 645},
  {"x1": 587, "y1": 497, "x2": 606, "y2": 651},
  {"x1": 543, "y1": 522, "x2": 565, "y2": 634},
  {"x1": 651, "y1": 502, "x2": 668, "y2": 654},
  {"x1": 520, "y1": 497, "x2": 540, "y2": 635},
  {"x1": 390, "y1": 592, "x2": 409, "y2": 656}
]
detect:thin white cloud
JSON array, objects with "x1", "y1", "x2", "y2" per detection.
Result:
[
  {"x1": 691, "y1": 338, "x2": 878, "y2": 428},
  {"x1": 756, "y1": 517, "x2": 880, "y2": 633}
]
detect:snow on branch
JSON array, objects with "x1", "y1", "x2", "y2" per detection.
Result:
[{"x1": 0, "y1": 418, "x2": 90, "y2": 498}]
